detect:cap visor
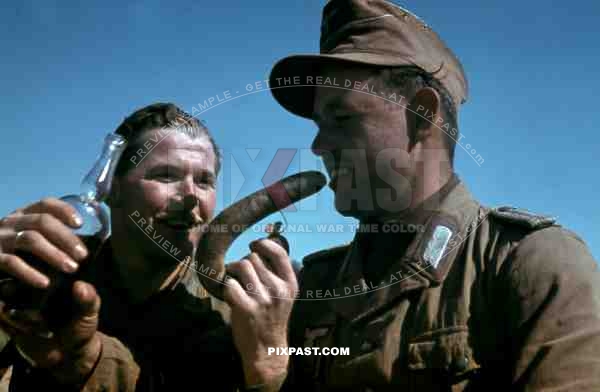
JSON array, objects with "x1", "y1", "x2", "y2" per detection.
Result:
[{"x1": 269, "y1": 53, "x2": 413, "y2": 119}]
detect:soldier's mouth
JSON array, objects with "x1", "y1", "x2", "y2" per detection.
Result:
[
  {"x1": 329, "y1": 167, "x2": 352, "y2": 190},
  {"x1": 159, "y1": 217, "x2": 204, "y2": 231}
]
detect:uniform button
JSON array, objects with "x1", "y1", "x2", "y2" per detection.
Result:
[{"x1": 452, "y1": 356, "x2": 469, "y2": 372}]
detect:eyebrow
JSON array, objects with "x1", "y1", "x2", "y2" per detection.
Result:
[{"x1": 147, "y1": 161, "x2": 216, "y2": 175}]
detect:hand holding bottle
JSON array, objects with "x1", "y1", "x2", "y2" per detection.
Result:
[
  {"x1": 0, "y1": 198, "x2": 102, "y2": 385},
  {"x1": 0, "y1": 134, "x2": 125, "y2": 314},
  {"x1": 0, "y1": 133, "x2": 126, "y2": 385},
  {"x1": 0, "y1": 198, "x2": 89, "y2": 292},
  {"x1": 0, "y1": 199, "x2": 90, "y2": 342}
]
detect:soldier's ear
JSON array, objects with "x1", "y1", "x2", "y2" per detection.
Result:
[{"x1": 407, "y1": 87, "x2": 441, "y2": 147}]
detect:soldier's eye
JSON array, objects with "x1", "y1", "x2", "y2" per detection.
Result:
[
  {"x1": 148, "y1": 165, "x2": 183, "y2": 182},
  {"x1": 154, "y1": 173, "x2": 177, "y2": 182},
  {"x1": 195, "y1": 174, "x2": 216, "y2": 189},
  {"x1": 334, "y1": 114, "x2": 353, "y2": 123}
]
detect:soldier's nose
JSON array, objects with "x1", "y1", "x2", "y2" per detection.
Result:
[{"x1": 183, "y1": 193, "x2": 198, "y2": 210}]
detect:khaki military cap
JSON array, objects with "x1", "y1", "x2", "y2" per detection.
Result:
[{"x1": 269, "y1": 0, "x2": 469, "y2": 119}]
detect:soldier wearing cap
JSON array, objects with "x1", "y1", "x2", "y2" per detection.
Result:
[{"x1": 239, "y1": 0, "x2": 600, "y2": 390}]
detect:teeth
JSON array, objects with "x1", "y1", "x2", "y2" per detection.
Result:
[{"x1": 164, "y1": 217, "x2": 203, "y2": 227}]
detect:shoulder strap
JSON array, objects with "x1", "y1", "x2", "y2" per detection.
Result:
[
  {"x1": 489, "y1": 206, "x2": 557, "y2": 230},
  {"x1": 302, "y1": 244, "x2": 350, "y2": 268}
]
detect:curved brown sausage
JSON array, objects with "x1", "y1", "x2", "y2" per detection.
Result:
[{"x1": 194, "y1": 170, "x2": 327, "y2": 299}]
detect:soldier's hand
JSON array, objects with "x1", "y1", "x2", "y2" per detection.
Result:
[
  {"x1": 0, "y1": 197, "x2": 89, "y2": 289},
  {"x1": 223, "y1": 237, "x2": 297, "y2": 387},
  {"x1": 0, "y1": 279, "x2": 102, "y2": 385},
  {"x1": 0, "y1": 198, "x2": 101, "y2": 385}
]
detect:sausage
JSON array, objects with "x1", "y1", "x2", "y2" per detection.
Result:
[{"x1": 194, "y1": 170, "x2": 326, "y2": 299}]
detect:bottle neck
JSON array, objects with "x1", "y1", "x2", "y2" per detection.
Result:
[{"x1": 80, "y1": 134, "x2": 127, "y2": 203}]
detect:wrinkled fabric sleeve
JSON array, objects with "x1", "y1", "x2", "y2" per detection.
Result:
[
  {"x1": 240, "y1": 372, "x2": 288, "y2": 392},
  {"x1": 81, "y1": 332, "x2": 140, "y2": 392},
  {"x1": 6, "y1": 332, "x2": 139, "y2": 391},
  {"x1": 501, "y1": 226, "x2": 600, "y2": 391}
]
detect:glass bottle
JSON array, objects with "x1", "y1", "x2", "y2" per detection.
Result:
[{"x1": 15, "y1": 133, "x2": 127, "y2": 315}]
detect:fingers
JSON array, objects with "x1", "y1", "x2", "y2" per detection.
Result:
[
  {"x1": 22, "y1": 198, "x2": 82, "y2": 229},
  {"x1": 14, "y1": 230, "x2": 81, "y2": 274},
  {"x1": 0, "y1": 197, "x2": 86, "y2": 260},
  {"x1": 222, "y1": 277, "x2": 255, "y2": 314},
  {"x1": 0, "y1": 200, "x2": 89, "y2": 287},
  {"x1": 250, "y1": 239, "x2": 297, "y2": 287},
  {"x1": 47, "y1": 281, "x2": 101, "y2": 349},
  {"x1": 0, "y1": 253, "x2": 50, "y2": 288},
  {"x1": 225, "y1": 250, "x2": 296, "y2": 305},
  {"x1": 0, "y1": 277, "x2": 101, "y2": 372},
  {"x1": 71, "y1": 281, "x2": 101, "y2": 318},
  {"x1": 0, "y1": 281, "x2": 101, "y2": 343},
  {"x1": 267, "y1": 234, "x2": 290, "y2": 254},
  {"x1": 8, "y1": 213, "x2": 88, "y2": 262},
  {"x1": 227, "y1": 259, "x2": 270, "y2": 302},
  {"x1": 246, "y1": 253, "x2": 288, "y2": 299}
]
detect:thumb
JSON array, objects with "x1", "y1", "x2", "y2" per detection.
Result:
[
  {"x1": 62, "y1": 281, "x2": 100, "y2": 347},
  {"x1": 72, "y1": 281, "x2": 101, "y2": 318}
]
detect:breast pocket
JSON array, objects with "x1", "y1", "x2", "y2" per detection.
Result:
[
  {"x1": 327, "y1": 312, "x2": 398, "y2": 390},
  {"x1": 407, "y1": 327, "x2": 481, "y2": 391},
  {"x1": 292, "y1": 323, "x2": 336, "y2": 385}
]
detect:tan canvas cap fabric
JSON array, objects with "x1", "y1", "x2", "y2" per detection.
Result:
[{"x1": 269, "y1": 0, "x2": 469, "y2": 119}]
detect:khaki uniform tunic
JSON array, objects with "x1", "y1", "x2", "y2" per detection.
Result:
[{"x1": 284, "y1": 179, "x2": 600, "y2": 391}]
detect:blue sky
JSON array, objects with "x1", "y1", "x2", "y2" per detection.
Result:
[{"x1": 1, "y1": 0, "x2": 598, "y2": 264}]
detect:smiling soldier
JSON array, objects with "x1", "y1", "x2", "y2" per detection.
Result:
[{"x1": 0, "y1": 103, "x2": 286, "y2": 391}]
